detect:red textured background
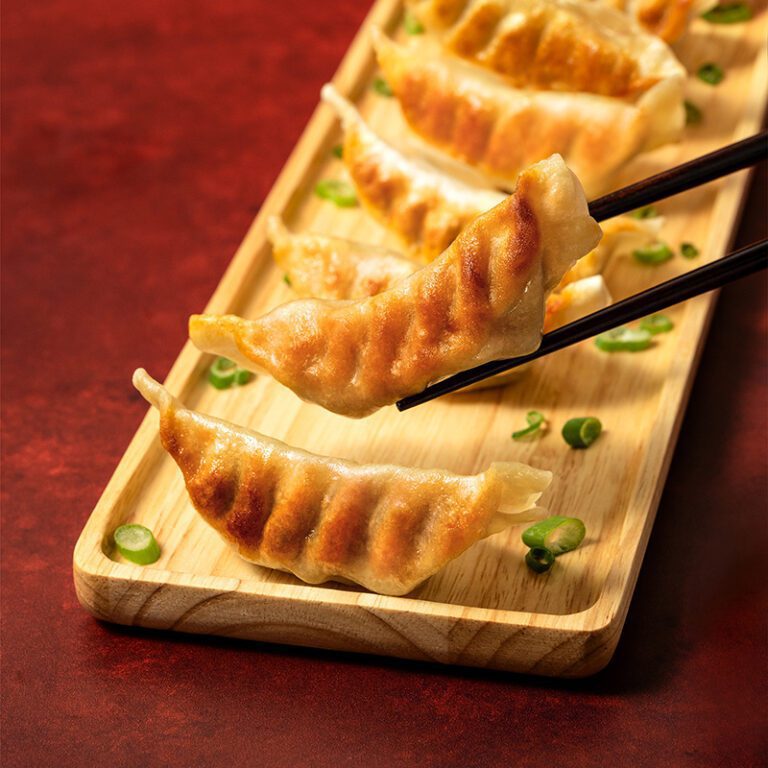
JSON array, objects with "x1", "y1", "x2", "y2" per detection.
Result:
[{"x1": 1, "y1": 2, "x2": 767, "y2": 766}]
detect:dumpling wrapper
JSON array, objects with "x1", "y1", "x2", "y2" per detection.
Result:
[
  {"x1": 374, "y1": 31, "x2": 684, "y2": 195},
  {"x1": 190, "y1": 154, "x2": 602, "y2": 417},
  {"x1": 406, "y1": 0, "x2": 685, "y2": 98},
  {"x1": 133, "y1": 369, "x2": 551, "y2": 596},
  {"x1": 322, "y1": 84, "x2": 505, "y2": 261}
]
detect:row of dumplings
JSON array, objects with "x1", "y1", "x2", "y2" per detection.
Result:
[{"x1": 134, "y1": 0, "x2": 694, "y2": 594}]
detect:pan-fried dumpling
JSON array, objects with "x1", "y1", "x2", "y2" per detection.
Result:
[
  {"x1": 270, "y1": 215, "x2": 610, "y2": 331},
  {"x1": 189, "y1": 154, "x2": 601, "y2": 417},
  {"x1": 374, "y1": 31, "x2": 684, "y2": 195},
  {"x1": 321, "y1": 84, "x2": 505, "y2": 261},
  {"x1": 133, "y1": 369, "x2": 550, "y2": 596},
  {"x1": 405, "y1": 0, "x2": 684, "y2": 98}
]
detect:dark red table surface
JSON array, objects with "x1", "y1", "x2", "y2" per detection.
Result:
[{"x1": 2, "y1": 2, "x2": 767, "y2": 766}]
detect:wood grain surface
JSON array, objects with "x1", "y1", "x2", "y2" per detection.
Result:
[{"x1": 73, "y1": 0, "x2": 768, "y2": 676}]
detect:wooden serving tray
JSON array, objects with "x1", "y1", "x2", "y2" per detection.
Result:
[{"x1": 73, "y1": 0, "x2": 767, "y2": 676}]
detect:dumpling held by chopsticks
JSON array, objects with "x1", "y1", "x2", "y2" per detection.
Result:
[
  {"x1": 190, "y1": 154, "x2": 601, "y2": 417},
  {"x1": 189, "y1": 156, "x2": 600, "y2": 417}
]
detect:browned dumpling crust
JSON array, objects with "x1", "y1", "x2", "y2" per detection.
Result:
[
  {"x1": 406, "y1": 0, "x2": 682, "y2": 97},
  {"x1": 322, "y1": 85, "x2": 505, "y2": 262},
  {"x1": 189, "y1": 155, "x2": 601, "y2": 417},
  {"x1": 374, "y1": 32, "x2": 684, "y2": 195},
  {"x1": 133, "y1": 369, "x2": 551, "y2": 596}
]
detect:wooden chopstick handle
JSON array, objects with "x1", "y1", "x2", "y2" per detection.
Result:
[
  {"x1": 588, "y1": 132, "x2": 768, "y2": 222},
  {"x1": 396, "y1": 240, "x2": 768, "y2": 411}
]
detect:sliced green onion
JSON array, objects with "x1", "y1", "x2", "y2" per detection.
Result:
[
  {"x1": 525, "y1": 546, "x2": 555, "y2": 574},
  {"x1": 209, "y1": 357, "x2": 253, "y2": 390},
  {"x1": 630, "y1": 205, "x2": 659, "y2": 219},
  {"x1": 114, "y1": 524, "x2": 161, "y2": 565},
  {"x1": 372, "y1": 76, "x2": 394, "y2": 97},
  {"x1": 562, "y1": 417, "x2": 603, "y2": 449},
  {"x1": 697, "y1": 62, "x2": 724, "y2": 85},
  {"x1": 283, "y1": 273, "x2": 292, "y2": 286},
  {"x1": 702, "y1": 3, "x2": 752, "y2": 23},
  {"x1": 512, "y1": 410, "x2": 546, "y2": 441},
  {"x1": 233, "y1": 369, "x2": 252, "y2": 385},
  {"x1": 404, "y1": 10, "x2": 425, "y2": 34},
  {"x1": 633, "y1": 242, "x2": 673, "y2": 265},
  {"x1": 522, "y1": 516, "x2": 586, "y2": 556},
  {"x1": 208, "y1": 356, "x2": 237, "y2": 389},
  {"x1": 314, "y1": 179, "x2": 358, "y2": 208},
  {"x1": 681, "y1": 242, "x2": 700, "y2": 259},
  {"x1": 684, "y1": 100, "x2": 703, "y2": 125},
  {"x1": 331, "y1": 144, "x2": 343, "y2": 159},
  {"x1": 595, "y1": 327, "x2": 652, "y2": 352},
  {"x1": 640, "y1": 314, "x2": 674, "y2": 335}
]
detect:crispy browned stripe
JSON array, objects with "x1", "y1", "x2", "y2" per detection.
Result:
[
  {"x1": 224, "y1": 452, "x2": 278, "y2": 550},
  {"x1": 310, "y1": 478, "x2": 377, "y2": 569},
  {"x1": 260, "y1": 463, "x2": 327, "y2": 564}
]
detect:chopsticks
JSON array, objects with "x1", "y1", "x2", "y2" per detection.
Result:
[
  {"x1": 588, "y1": 131, "x2": 767, "y2": 221},
  {"x1": 395, "y1": 133, "x2": 767, "y2": 411},
  {"x1": 397, "y1": 239, "x2": 767, "y2": 410}
]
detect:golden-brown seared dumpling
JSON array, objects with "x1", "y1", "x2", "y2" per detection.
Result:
[
  {"x1": 374, "y1": 31, "x2": 684, "y2": 195},
  {"x1": 322, "y1": 84, "x2": 505, "y2": 261},
  {"x1": 133, "y1": 369, "x2": 551, "y2": 596},
  {"x1": 405, "y1": 0, "x2": 684, "y2": 98},
  {"x1": 190, "y1": 155, "x2": 601, "y2": 417}
]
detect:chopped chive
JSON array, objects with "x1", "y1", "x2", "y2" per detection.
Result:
[
  {"x1": 209, "y1": 356, "x2": 253, "y2": 390},
  {"x1": 595, "y1": 327, "x2": 652, "y2": 352},
  {"x1": 283, "y1": 273, "x2": 292, "y2": 286},
  {"x1": 681, "y1": 242, "x2": 700, "y2": 259},
  {"x1": 640, "y1": 314, "x2": 674, "y2": 335},
  {"x1": 702, "y1": 3, "x2": 752, "y2": 23},
  {"x1": 562, "y1": 417, "x2": 603, "y2": 449},
  {"x1": 522, "y1": 516, "x2": 586, "y2": 556},
  {"x1": 372, "y1": 76, "x2": 394, "y2": 97},
  {"x1": 512, "y1": 410, "x2": 547, "y2": 441},
  {"x1": 404, "y1": 10, "x2": 425, "y2": 34},
  {"x1": 331, "y1": 144, "x2": 343, "y2": 159},
  {"x1": 113, "y1": 524, "x2": 161, "y2": 565},
  {"x1": 697, "y1": 62, "x2": 724, "y2": 85},
  {"x1": 685, "y1": 100, "x2": 703, "y2": 125},
  {"x1": 314, "y1": 179, "x2": 358, "y2": 208},
  {"x1": 633, "y1": 242, "x2": 674, "y2": 265},
  {"x1": 209, "y1": 356, "x2": 237, "y2": 389},
  {"x1": 525, "y1": 546, "x2": 555, "y2": 574},
  {"x1": 630, "y1": 205, "x2": 659, "y2": 219}
]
